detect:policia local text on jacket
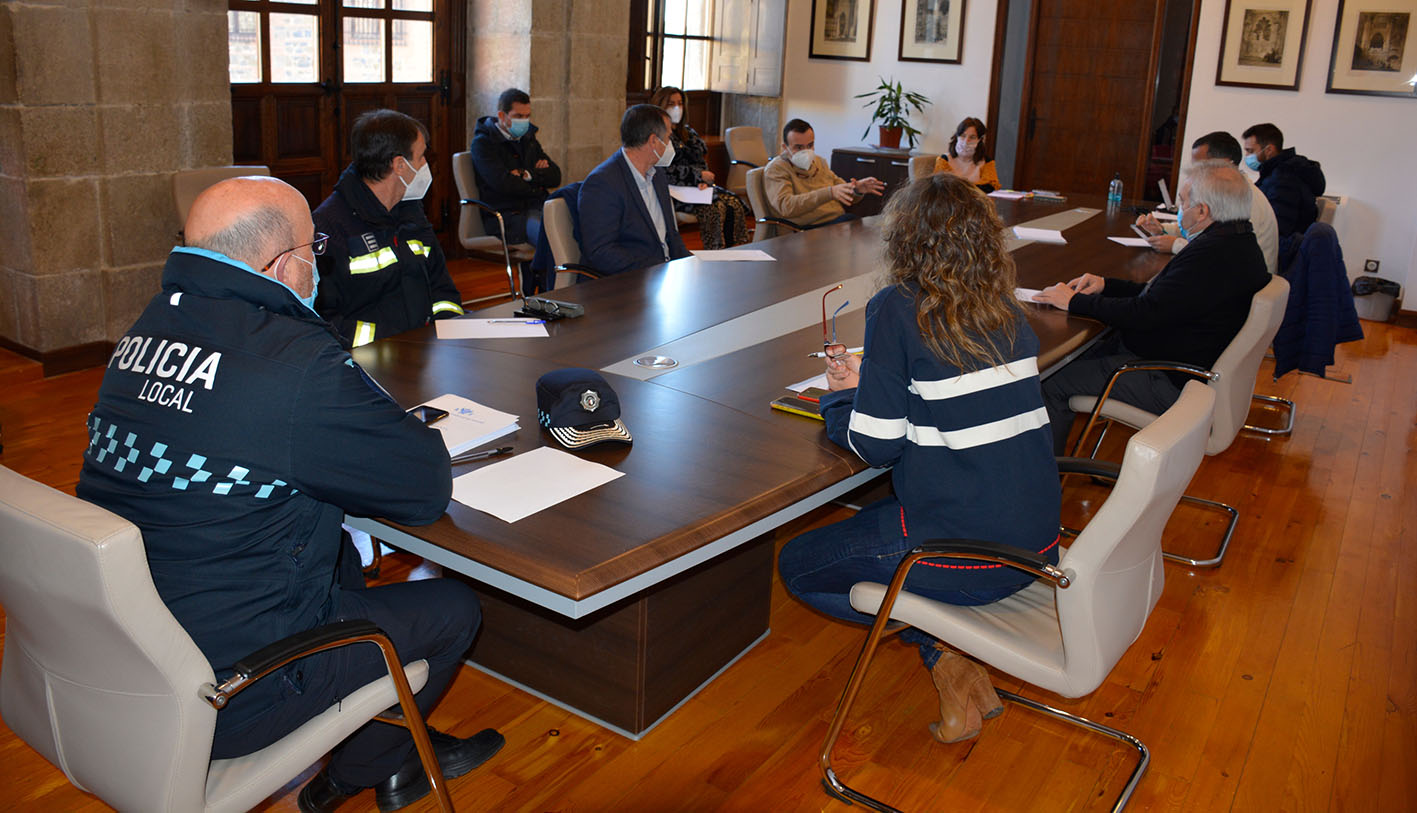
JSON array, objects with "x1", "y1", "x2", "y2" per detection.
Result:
[
  {"x1": 314, "y1": 163, "x2": 464, "y2": 347},
  {"x1": 76, "y1": 246, "x2": 460, "y2": 752}
]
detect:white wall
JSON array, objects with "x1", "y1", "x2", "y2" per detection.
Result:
[
  {"x1": 779, "y1": 0, "x2": 997, "y2": 158},
  {"x1": 1182, "y1": 0, "x2": 1417, "y2": 295}
]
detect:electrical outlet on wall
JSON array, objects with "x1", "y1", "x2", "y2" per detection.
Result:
[{"x1": 1364, "y1": 259, "x2": 1381, "y2": 273}]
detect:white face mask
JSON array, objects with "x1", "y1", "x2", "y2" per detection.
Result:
[
  {"x1": 667, "y1": 105, "x2": 683, "y2": 124},
  {"x1": 398, "y1": 157, "x2": 432, "y2": 202},
  {"x1": 789, "y1": 149, "x2": 814, "y2": 171},
  {"x1": 956, "y1": 138, "x2": 976, "y2": 157},
  {"x1": 654, "y1": 136, "x2": 676, "y2": 168}
]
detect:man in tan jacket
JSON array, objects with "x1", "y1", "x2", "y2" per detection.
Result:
[{"x1": 764, "y1": 118, "x2": 885, "y2": 228}]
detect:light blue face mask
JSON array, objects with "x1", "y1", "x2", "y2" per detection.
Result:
[
  {"x1": 1177, "y1": 202, "x2": 1194, "y2": 241},
  {"x1": 507, "y1": 118, "x2": 531, "y2": 138},
  {"x1": 288, "y1": 253, "x2": 321, "y2": 312},
  {"x1": 1243, "y1": 153, "x2": 1261, "y2": 172}
]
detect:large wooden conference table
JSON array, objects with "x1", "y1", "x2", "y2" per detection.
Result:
[{"x1": 348, "y1": 194, "x2": 1170, "y2": 737}]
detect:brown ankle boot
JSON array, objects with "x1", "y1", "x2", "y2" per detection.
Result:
[{"x1": 929, "y1": 651, "x2": 984, "y2": 743}]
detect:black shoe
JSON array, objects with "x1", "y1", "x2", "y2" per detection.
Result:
[
  {"x1": 298, "y1": 768, "x2": 356, "y2": 813},
  {"x1": 373, "y1": 727, "x2": 505, "y2": 812}
]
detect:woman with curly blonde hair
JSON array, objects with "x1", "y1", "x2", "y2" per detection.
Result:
[{"x1": 778, "y1": 172, "x2": 1060, "y2": 743}]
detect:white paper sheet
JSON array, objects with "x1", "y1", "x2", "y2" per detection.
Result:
[
  {"x1": 451, "y1": 446, "x2": 624, "y2": 523},
  {"x1": 988, "y1": 189, "x2": 1030, "y2": 200},
  {"x1": 419, "y1": 394, "x2": 520, "y2": 456},
  {"x1": 1152, "y1": 211, "x2": 1178, "y2": 221},
  {"x1": 1108, "y1": 237, "x2": 1152, "y2": 247},
  {"x1": 788, "y1": 373, "x2": 829, "y2": 392},
  {"x1": 691, "y1": 249, "x2": 776, "y2": 261},
  {"x1": 668, "y1": 184, "x2": 714, "y2": 204},
  {"x1": 1015, "y1": 287, "x2": 1043, "y2": 302},
  {"x1": 435, "y1": 318, "x2": 550, "y2": 339},
  {"x1": 1013, "y1": 226, "x2": 1067, "y2": 244}
]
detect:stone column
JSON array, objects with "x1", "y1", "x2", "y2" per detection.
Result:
[
  {"x1": 0, "y1": 0, "x2": 232, "y2": 371},
  {"x1": 466, "y1": 0, "x2": 629, "y2": 185}
]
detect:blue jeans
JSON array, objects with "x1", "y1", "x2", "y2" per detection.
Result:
[{"x1": 778, "y1": 499, "x2": 1027, "y2": 669}]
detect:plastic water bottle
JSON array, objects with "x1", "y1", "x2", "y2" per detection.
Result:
[{"x1": 1107, "y1": 173, "x2": 1123, "y2": 204}]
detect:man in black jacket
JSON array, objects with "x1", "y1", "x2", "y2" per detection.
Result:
[
  {"x1": 1034, "y1": 160, "x2": 1271, "y2": 454},
  {"x1": 78, "y1": 176, "x2": 501, "y2": 812},
  {"x1": 469, "y1": 87, "x2": 561, "y2": 250},
  {"x1": 1242, "y1": 122, "x2": 1326, "y2": 238},
  {"x1": 315, "y1": 109, "x2": 464, "y2": 348}
]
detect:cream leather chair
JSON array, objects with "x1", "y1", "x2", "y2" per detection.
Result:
[
  {"x1": 724, "y1": 125, "x2": 769, "y2": 199},
  {"x1": 172, "y1": 165, "x2": 270, "y2": 226},
  {"x1": 1066, "y1": 274, "x2": 1293, "y2": 568},
  {"x1": 907, "y1": 154, "x2": 935, "y2": 182},
  {"x1": 820, "y1": 381, "x2": 1217, "y2": 813},
  {"x1": 541, "y1": 197, "x2": 601, "y2": 290},
  {"x1": 0, "y1": 465, "x2": 451, "y2": 813},
  {"x1": 744, "y1": 167, "x2": 803, "y2": 242},
  {"x1": 452, "y1": 150, "x2": 535, "y2": 303}
]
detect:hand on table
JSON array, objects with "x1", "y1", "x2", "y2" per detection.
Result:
[{"x1": 1134, "y1": 213, "x2": 1163, "y2": 236}]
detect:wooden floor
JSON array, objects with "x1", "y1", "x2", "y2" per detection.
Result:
[{"x1": 1, "y1": 287, "x2": 1413, "y2": 811}]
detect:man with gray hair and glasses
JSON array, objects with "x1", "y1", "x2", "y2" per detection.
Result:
[{"x1": 1032, "y1": 160, "x2": 1271, "y2": 454}]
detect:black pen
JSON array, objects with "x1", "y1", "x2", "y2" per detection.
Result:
[{"x1": 451, "y1": 446, "x2": 513, "y2": 464}]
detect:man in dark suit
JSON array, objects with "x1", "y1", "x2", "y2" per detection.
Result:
[
  {"x1": 577, "y1": 104, "x2": 691, "y2": 276},
  {"x1": 1033, "y1": 160, "x2": 1271, "y2": 454}
]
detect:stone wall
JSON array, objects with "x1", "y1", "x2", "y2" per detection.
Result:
[
  {"x1": 467, "y1": 0, "x2": 630, "y2": 186},
  {"x1": 0, "y1": 0, "x2": 232, "y2": 361}
]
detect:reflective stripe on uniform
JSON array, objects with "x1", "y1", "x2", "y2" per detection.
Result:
[
  {"x1": 431, "y1": 300, "x2": 464, "y2": 316},
  {"x1": 348, "y1": 247, "x2": 398, "y2": 275},
  {"x1": 353, "y1": 321, "x2": 376, "y2": 347},
  {"x1": 407, "y1": 239, "x2": 432, "y2": 258}
]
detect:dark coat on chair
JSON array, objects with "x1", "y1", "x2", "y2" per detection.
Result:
[
  {"x1": 1273, "y1": 222, "x2": 1363, "y2": 379},
  {"x1": 577, "y1": 150, "x2": 690, "y2": 276}
]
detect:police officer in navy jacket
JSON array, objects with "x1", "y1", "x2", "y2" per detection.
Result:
[{"x1": 78, "y1": 176, "x2": 501, "y2": 812}]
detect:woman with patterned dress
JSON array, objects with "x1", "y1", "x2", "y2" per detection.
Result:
[{"x1": 649, "y1": 86, "x2": 752, "y2": 250}]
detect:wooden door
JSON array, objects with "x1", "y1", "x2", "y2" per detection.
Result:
[
  {"x1": 228, "y1": 0, "x2": 463, "y2": 233},
  {"x1": 1013, "y1": 0, "x2": 1162, "y2": 196}
]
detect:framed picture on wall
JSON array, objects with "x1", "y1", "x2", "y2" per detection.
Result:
[
  {"x1": 898, "y1": 0, "x2": 966, "y2": 63},
  {"x1": 1327, "y1": 0, "x2": 1417, "y2": 97},
  {"x1": 1215, "y1": 0, "x2": 1312, "y2": 90},
  {"x1": 810, "y1": 0, "x2": 875, "y2": 61}
]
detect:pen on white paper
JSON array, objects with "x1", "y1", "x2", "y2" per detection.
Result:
[
  {"x1": 435, "y1": 319, "x2": 550, "y2": 339},
  {"x1": 451, "y1": 446, "x2": 624, "y2": 523}
]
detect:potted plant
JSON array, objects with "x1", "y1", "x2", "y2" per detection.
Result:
[{"x1": 855, "y1": 77, "x2": 931, "y2": 150}]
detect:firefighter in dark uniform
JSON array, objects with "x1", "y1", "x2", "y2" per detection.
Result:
[
  {"x1": 314, "y1": 109, "x2": 464, "y2": 348},
  {"x1": 77, "y1": 176, "x2": 501, "y2": 813}
]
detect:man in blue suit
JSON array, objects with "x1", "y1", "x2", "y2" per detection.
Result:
[{"x1": 578, "y1": 104, "x2": 691, "y2": 276}]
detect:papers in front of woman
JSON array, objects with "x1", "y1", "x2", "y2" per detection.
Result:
[
  {"x1": 417, "y1": 394, "x2": 519, "y2": 456},
  {"x1": 668, "y1": 185, "x2": 714, "y2": 204}
]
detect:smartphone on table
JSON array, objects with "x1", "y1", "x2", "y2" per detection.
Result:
[{"x1": 407, "y1": 405, "x2": 449, "y2": 425}]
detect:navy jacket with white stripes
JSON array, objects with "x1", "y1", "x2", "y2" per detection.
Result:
[{"x1": 819, "y1": 284, "x2": 1061, "y2": 586}]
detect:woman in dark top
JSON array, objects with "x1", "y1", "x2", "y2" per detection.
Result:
[
  {"x1": 649, "y1": 86, "x2": 752, "y2": 250},
  {"x1": 778, "y1": 173, "x2": 1060, "y2": 743}
]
